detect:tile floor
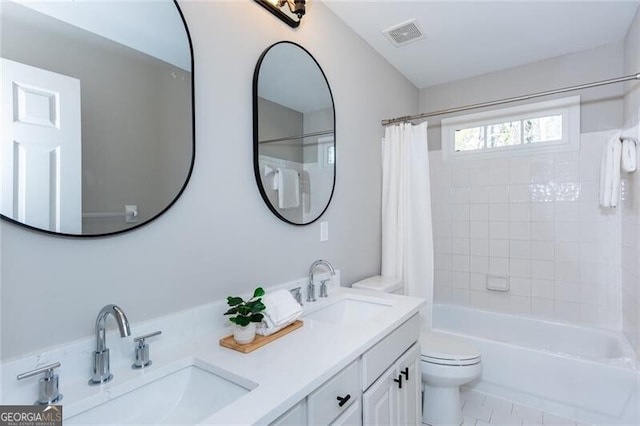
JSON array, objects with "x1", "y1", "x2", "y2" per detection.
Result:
[{"x1": 449, "y1": 388, "x2": 589, "y2": 426}]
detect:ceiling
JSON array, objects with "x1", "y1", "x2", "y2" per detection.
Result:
[{"x1": 323, "y1": 1, "x2": 640, "y2": 89}]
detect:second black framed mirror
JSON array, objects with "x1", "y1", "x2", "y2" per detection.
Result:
[{"x1": 253, "y1": 41, "x2": 335, "y2": 225}]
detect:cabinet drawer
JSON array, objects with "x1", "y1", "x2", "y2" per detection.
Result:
[
  {"x1": 331, "y1": 399, "x2": 362, "y2": 426},
  {"x1": 361, "y1": 314, "x2": 420, "y2": 390},
  {"x1": 270, "y1": 400, "x2": 306, "y2": 426},
  {"x1": 308, "y1": 361, "x2": 360, "y2": 425}
]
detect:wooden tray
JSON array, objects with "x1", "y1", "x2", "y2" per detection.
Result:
[{"x1": 219, "y1": 320, "x2": 303, "y2": 353}]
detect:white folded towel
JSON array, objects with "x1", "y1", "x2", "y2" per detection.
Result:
[
  {"x1": 621, "y1": 139, "x2": 637, "y2": 173},
  {"x1": 256, "y1": 289, "x2": 302, "y2": 336},
  {"x1": 277, "y1": 168, "x2": 300, "y2": 209},
  {"x1": 599, "y1": 133, "x2": 622, "y2": 208},
  {"x1": 256, "y1": 321, "x2": 290, "y2": 337}
]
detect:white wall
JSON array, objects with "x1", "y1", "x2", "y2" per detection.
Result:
[
  {"x1": 624, "y1": 6, "x2": 640, "y2": 123},
  {"x1": 621, "y1": 117, "x2": 640, "y2": 356},
  {"x1": 0, "y1": 1, "x2": 418, "y2": 360},
  {"x1": 423, "y1": 42, "x2": 629, "y2": 330},
  {"x1": 420, "y1": 43, "x2": 625, "y2": 151},
  {"x1": 430, "y1": 130, "x2": 621, "y2": 328},
  {"x1": 621, "y1": 7, "x2": 640, "y2": 357}
]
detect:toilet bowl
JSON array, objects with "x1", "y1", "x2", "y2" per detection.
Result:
[
  {"x1": 421, "y1": 332, "x2": 481, "y2": 426},
  {"x1": 351, "y1": 276, "x2": 482, "y2": 426}
]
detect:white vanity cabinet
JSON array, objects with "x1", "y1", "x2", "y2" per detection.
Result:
[
  {"x1": 331, "y1": 399, "x2": 362, "y2": 425},
  {"x1": 270, "y1": 360, "x2": 361, "y2": 426},
  {"x1": 308, "y1": 360, "x2": 361, "y2": 424},
  {"x1": 395, "y1": 344, "x2": 421, "y2": 425},
  {"x1": 270, "y1": 400, "x2": 306, "y2": 426},
  {"x1": 363, "y1": 343, "x2": 421, "y2": 426},
  {"x1": 270, "y1": 313, "x2": 421, "y2": 426}
]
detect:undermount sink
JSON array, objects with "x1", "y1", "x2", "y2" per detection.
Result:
[
  {"x1": 306, "y1": 297, "x2": 392, "y2": 324},
  {"x1": 65, "y1": 358, "x2": 256, "y2": 425}
]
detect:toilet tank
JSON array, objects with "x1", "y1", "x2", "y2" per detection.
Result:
[{"x1": 351, "y1": 276, "x2": 403, "y2": 295}]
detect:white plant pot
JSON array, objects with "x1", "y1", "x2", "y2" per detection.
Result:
[{"x1": 233, "y1": 323, "x2": 256, "y2": 345}]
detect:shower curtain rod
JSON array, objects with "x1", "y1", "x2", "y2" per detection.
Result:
[
  {"x1": 381, "y1": 72, "x2": 640, "y2": 126},
  {"x1": 258, "y1": 129, "x2": 333, "y2": 144}
]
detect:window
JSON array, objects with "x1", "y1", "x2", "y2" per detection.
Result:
[{"x1": 441, "y1": 96, "x2": 580, "y2": 160}]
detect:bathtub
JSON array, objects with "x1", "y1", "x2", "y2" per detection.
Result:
[{"x1": 432, "y1": 304, "x2": 640, "y2": 425}]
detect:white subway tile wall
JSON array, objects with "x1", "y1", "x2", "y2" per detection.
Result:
[
  {"x1": 621, "y1": 117, "x2": 640, "y2": 356},
  {"x1": 430, "y1": 130, "x2": 621, "y2": 329}
]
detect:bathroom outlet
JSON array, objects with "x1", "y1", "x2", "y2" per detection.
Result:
[
  {"x1": 125, "y1": 205, "x2": 138, "y2": 223},
  {"x1": 320, "y1": 221, "x2": 329, "y2": 241}
]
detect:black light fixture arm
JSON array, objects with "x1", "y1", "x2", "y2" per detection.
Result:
[
  {"x1": 285, "y1": 0, "x2": 306, "y2": 18},
  {"x1": 254, "y1": 0, "x2": 306, "y2": 28}
]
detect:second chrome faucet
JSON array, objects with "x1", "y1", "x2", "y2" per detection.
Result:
[{"x1": 89, "y1": 304, "x2": 131, "y2": 385}]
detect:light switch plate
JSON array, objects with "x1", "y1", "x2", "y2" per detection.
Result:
[{"x1": 320, "y1": 221, "x2": 329, "y2": 241}]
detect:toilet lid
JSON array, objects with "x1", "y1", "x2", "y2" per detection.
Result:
[
  {"x1": 351, "y1": 276, "x2": 402, "y2": 293},
  {"x1": 420, "y1": 332, "x2": 481, "y2": 365}
]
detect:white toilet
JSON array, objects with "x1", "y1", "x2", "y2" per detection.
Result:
[
  {"x1": 352, "y1": 276, "x2": 482, "y2": 426},
  {"x1": 420, "y1": 332, "x2": 481, "y2": 425}
]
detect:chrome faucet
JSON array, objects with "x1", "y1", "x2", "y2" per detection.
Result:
[
  {"x1": 307, "y1": 259, "x2": 335, "y2": 302},
  {"x1": 89, "y1": 304, "x2": 131, "y2": 385}
]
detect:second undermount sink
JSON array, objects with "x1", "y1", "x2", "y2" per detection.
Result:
[
  {"x1": 306, "y1": 297, "x2": 393, "y2": 324},
  {"x1": 65, "y1": 358, "x2": 256, "y2": 425}
]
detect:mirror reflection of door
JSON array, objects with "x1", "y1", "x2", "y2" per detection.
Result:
[
  {"x1": 1, "y1": 58, "x2": 81, "y2": 234},
  {"x1": 0, "y1": 0, "x2": 194, "y2": 237}
]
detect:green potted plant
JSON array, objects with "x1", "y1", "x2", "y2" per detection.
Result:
[{"x1": 224, "y1": 287, "x2": 266, "y2": 344}]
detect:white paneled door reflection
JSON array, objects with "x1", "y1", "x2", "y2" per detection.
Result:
[{"x1": 1, "y1": 58, "x2": 81, "y2": 233}]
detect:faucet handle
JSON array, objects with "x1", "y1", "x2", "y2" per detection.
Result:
[
  {"x1": 132, "y1": 331, "x2": 162, "y2": 369},
  {"x1": 17, "y1": 362, "x2": 63, "y2": 405},
  {"x1": 134, "y1": 330, "x2": 162, "y2": 343}
]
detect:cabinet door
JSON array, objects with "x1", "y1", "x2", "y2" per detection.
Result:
[
  {"x1": 396, "y1": 345, "x2": 421, "y2": 426},
  {"x1": 331, "y1": 399, "x2": 362, "y2": 426},
  {"x1": 363, "y1": 367, "x2": 397, "y2": 425},
  {"x1": 363, "y1": 343, "x2": 421, "y2": 426},
  {"x1": 270, "y1": 400, "x2": 306, "y2": 426}
]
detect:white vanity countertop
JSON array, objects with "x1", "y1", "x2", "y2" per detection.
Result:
[{"x1": 58, "y1": 287, "x2": 425, "y2": 425}]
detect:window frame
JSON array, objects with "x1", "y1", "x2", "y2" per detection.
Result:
[{"x1": 441, "y1": 95, "x2": 580, "y2": 161}]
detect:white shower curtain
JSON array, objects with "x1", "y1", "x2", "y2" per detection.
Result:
[{"x1": 381, "y1": 122, "x2": 434, "y2": 329}]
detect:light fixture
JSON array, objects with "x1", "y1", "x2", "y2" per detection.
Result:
[{"x1": 254, "y1": 0, "x2": 306, "y2": 28}]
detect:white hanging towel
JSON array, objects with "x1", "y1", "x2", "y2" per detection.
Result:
[
  {"x1": 621, "y1": 139, "x2": 637, "y2": 173},
  {"x1": 277, "y1": 168, "x2": 300, "y2": 209},
  {"x1": 599, "y1": 133, "x2": 622, "y2": 208},
  {"x1": 299, "y1": 170, "x2": 311, "y2": 214}
]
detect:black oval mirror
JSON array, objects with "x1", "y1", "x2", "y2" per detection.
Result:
[
  {"x1": 253, "y1": 41, "x2": 335, "y2": 225},
  {"x1": 0, "y1": 0, "x2": 194, "y2": 236}
]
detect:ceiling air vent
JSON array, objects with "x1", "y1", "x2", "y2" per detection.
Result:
[{"x1": 383, "y1": 19, "x2": 425, "y2": 47}]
